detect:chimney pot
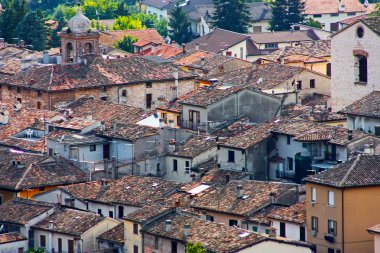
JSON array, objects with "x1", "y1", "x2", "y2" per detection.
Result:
[
  {"x1": 236, "y1": 184, "x2": 243, "y2": 198},
  {"x1": 165, "y1": 220, "x2": 172, "y2": 232}
]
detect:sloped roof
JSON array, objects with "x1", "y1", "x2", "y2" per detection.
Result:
[
  {"x1": 100, "y1": 29, "x2": 164, "y2": 47},
  {"x1": 33, "y1": 208, "x2": 104, "y2": 236},
  {"x1": 0, "y1": 233, "x2": 27, "y2": 244},
  {"x1": 0, "y1": 56, "x2": 196, "y2": 91},
  {"x1": 95, "y1": 122, "x2": 158, "y2": 142},
  {"x1": 171, "y1": 135, "x2": 217, "y2": 158},
  {"x1": 0, "y1": 198, "x2": 54, "y2": 225},
  {"x1": 97, "y1": 223, "x2": 124, "y2": 244},
  {"x1": 340, "y1": 91, "x2": 380, "y2": 119},
  {"x1": 0, "y1": 149, "x2": 87, "y2": 190},
  {"x1": 250, "y1": 30, "x2": 320, "y2": 44},
  {"x1": 303, "y1": 0, "x2": 366, "y2": 15},
  {"x1": 306, "y1": 154, "x2": 380, "y2": 188},
  {"x1": 268, "y1": 201, "x2": 306, "y2": 225},
  {"x1": 185, "y1": 29, "x2": 249, "y2": 53}
]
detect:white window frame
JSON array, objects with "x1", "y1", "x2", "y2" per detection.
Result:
[
  {"x1": 311, "y1": 187, "x2": 316, "y2": 203},
  {"x1": 328, "y1": 191, "x2": 335, "y2": 206}
]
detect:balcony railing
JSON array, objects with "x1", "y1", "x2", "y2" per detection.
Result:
[
  {"x1": 275, "y1": 170, "x2": 296, "y2": 179},
  {"x1": 179, "y1": 120, "x2": 207, "y2": 132}
]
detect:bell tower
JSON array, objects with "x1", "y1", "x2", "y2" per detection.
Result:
[{"x1": 58, "y1": 2, "x2": 100, "y2": 63}]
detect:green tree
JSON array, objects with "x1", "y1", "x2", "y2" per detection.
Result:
[
  {"x1": 82, "y1": 0, "x2": 118, "y2": 19},
  {"x1": 169, "y1": 4, "x2": 192, "y2": 44},
  {"x1": 155, "y1": 18, "x2": 168, "y2": 37},
  {"x1": 212, "y1": 0, "x2": 251, "y2": 33},
  {"x1": 28, "y1": 248, "x2": 46, "y2": 253},
  {"x1": 50, "y1": 17, "x2": 65, "y2": 47},
  {"x1": 52, "y1": 4, "x2": 77, "y2": 20},
  {"x1": 186, "y1": 242, "x2": 207, "y2": 253},
  {"x1": 305, "y1": 18, "x2": 323, "y2": 29},
  {"x1": 15, "y1": 11, "x2": 47, "y2": 51},
  {"x1": 0, "y1": 0, "x2": 28, "y2": 43},
  {"x1": 113, "y1": 15, "x2": 145, "y2": 30},
  {"x1": 115, "y1": 34, "x2": 138, "y2": 52},
  {"x1": 269, "y1": 0, "x2": 305, "y2": 31}
]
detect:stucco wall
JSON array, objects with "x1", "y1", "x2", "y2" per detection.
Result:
[{"x1": 0, "y1": 239, "x2": 28, "y2": 253}]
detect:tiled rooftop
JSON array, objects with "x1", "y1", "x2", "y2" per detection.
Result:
[
  {"x1": 0, "y1": 198, "x2": 54, "y2": 225},
  {"x1": 1, "y1": 55, "x2": 196, "y2": 91},
  {"x1": 100, "y1": 29, "x2": 165, "y2": 47},
  {"x1": 191, "y1": 180, "x2": 296, "y2": 216},
  {"x1": 306, "y1": 154, "x2": 380, "y2": 188},
  {"x1": 281, "y1": 104, "x2": 346, "y2": 122},
  {"x1": 95, "y1": 122, "x2": 158, "y2": 142},
  {"x1": 97, "y1": 223, "x2": 124, "y2": 244},
  {"x1": 57, "y1": 97, "x2": 146, "y2": 124},
  {"x1": 0, "y1": 149, "x2": 87, "y2": 190},
  {"x1": 171, "y1": 135, "x2": 217, "y2": 158},
  {"x1": 0, "y1": 233, "x2": 27, "y2": 244},
  {"x1": 56, "y1": 175, "x2": 182, "y2": 207},
  {"x1": 47, "y1": 130, "x2": 107, "y2": 145},
  {"x1": 142, "y1": 212, "x2": 267, "y2": 253},
  {"x1": 340, "y1": 91, "x2": 380, "y2": 119},
  {"x1": 268, "y1": 201, "x2": 306, "y2": 225},
  {"x1": 304, "y1": 0, "x2": 366, "y2": 15},
  {"x1": 250, "y1": 30, "x2": 320, "y2": 44},
  {"x1": 125, "y1": 205, "x2": 173, "y2": 223},
  {"x1": 206, "y1": 63, "x2": 305, "y2": 90},
  {"x1": 32, "y1": 207, "x2": 104, "y2": 236}
]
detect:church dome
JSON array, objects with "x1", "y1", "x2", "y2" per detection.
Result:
[{"x1": 67, "y1": 4, "x2": 91, "y2": 34}]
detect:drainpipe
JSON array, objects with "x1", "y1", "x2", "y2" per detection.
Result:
[{"x1": 342, "y1": 189, "x2": 345, "y2": 253}]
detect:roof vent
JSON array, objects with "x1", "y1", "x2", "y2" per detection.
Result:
[{"x1": 165, "y1": 220, "x2": 172, "y2": 232}]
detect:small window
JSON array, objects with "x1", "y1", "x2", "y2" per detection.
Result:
[
  {"x1": 297, "y1": 81, "x2": 302, "y2": 90},
  {"x1": 146, "y1": 82, "x2": 153, "y2": 88},
  {"x1": 100, "y1": 96, "x2": 107, "y2": 101},
  {"x1": 98, "y1": 209, "x2": 102, "y2": 215},
  {"x1": 8, "y1": 85, "x2": 12, "y2": 90},
  {"x1": 330, "y1": 13, "x2": 339, "y2": 17},
  {"x1": 302, "y1": 143, "x2": 308, "y2": 148},
  {"x1": 58, "y1": 238, "x2": 62, "y2": 253},
  {"x1": 171, "y1": 241, "x2": 177, "y2": 253},
  {"x1": 228, "y1": 150, "x2": 235, "y2": 163},
  {"x1": 357, "y1": 27, "x2": 364, "y2": 38},
  {"x1": 347, "y1": 12, "x2": 356, "y2": 16},
  {"x1": 0, "y1": 195, "x2": 3, "y2": 205},
  {"x1": 118, "y1": 206, "x2": 124, "y2": 218},
  {"x1": 133, "y1": 223, "x2": 139, "y2": 235},
  {"x1": 311, "y1": 187, "x2": 316, "y2": 202},
  {"x1": 265, "y1": 228, "x2": 270, "y2": 234},
  {"x1": 90, "y1": 145, "x2": 96, "y2": 152},
  {"x1": 229, "y1": 219, "x2": 238, "y2": 227},
  {"x1": 173, "y1": 159, "x2": 178, "y2": 172},
  {"x1": 313, "y1": 14, "x2": 322, "y2": 18},
  {"x1": 287, "y1": 157, "x2": 293, "y2": 170},
  {"x1": 206, "y1": 215, "x2": 214, "y2": 222},
  {"x1": 40, "y1": 235, "x2": 46, "y2": 248},
  {"x1": 133, "y1": 245, "x2": 138, "y2": 253},
  {"x1": 16, "y1": 87, "x2": 22, "y2": 93},
  {"x1": 287, "y1": 136, "x2": 291, "y2": 145},
  {"x1": 328, "y1": 248, "x2": 335, "y2": 253},
  {"x1": 375, "y1": 126, "x2": 380, "y2": 136},
  {"x1": 37, "y1": 101, "x2": 42, "y2": 109},
  {"x1": 38, "y1": 187, "x2": 45, "y2": 191},
  {"x1": 326, "y1": 63, "x2": 331, "y2": 77},
  {"x1": 280, "y1": 222, "x2": 286, "y2": 237},
  {"x1": 37, "y1": 90, "x2": 42, "y2": 97},
  {"x1": 311, "y1": 216, "x2": 318, "y2": 231},
  {"x1": 264, "y1": 43, "x2": 278, "y2": 49},
  {"x1": 328, "y1": 191, "x2": 335, "y2": 206},
  {"x1": 328, "y1": 220, "x2": 337, "y2": 235},
  {"x1": 355, "y1": 55, "x2": 367, "y2": 83},
  {"x1": 109, "y1": 211, "x2": 113, "y2": 218},
  {"x1": 310, "y1": 79, "x2": 315, "y2": 88},
  {"x1": 121, "y1": 90, "x2": 127, "y2": 97},
  {"x1": 162, "y1": 113, "x2": 168, "y2": 124},
  {"x1": 154, "y1": 237, "x2": 159, "y2": 249},
  {"x1": 101, "y1": 86, "x2": 107, "y2": 92},
  {"x1": 252, "y1": 226, "x2": 258, "y2": 232}
]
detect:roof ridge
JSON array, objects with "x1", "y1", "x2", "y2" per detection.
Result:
[
  {"x1": 15, "y1": 163, "x2": 34, "y2": 190},
  {"x1": 338, "y1": 154, "x2": 361, "y2": 187}
]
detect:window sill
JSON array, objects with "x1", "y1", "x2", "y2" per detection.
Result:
[
  {"x1": 354, "y1": 81, "x2": 367, "y2": 85},
  {"x1": 327, "y1": 204, "x2": 335, "y2": 208}
]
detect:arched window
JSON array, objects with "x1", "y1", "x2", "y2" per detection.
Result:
[
  {"x1": 66, "y1": 43, "x2": 74, "y2": 63},
  {"x1": 355, "y1": 55, "x2": 367, "y2": 83},
  {"x1": 84, "y1": 43, "x2": 93, "y2": 54}
]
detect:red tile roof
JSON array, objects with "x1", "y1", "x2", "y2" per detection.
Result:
[
  {"x1": 304, "y1": 0, "x2": 366, "y2": 15},
  {"x1": 268, "y1": 201, "x2": 306, "y2": 224},
  {"x1": 0, "y1": 233, "x2": 27, "y2": 244},
  {"x1": 100, "y1": 29, "x2": 165, "y2": 47}
]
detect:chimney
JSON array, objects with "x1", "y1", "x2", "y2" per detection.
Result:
[
  {"x1": 100, "y1": 121, "x2": 106, "y2": 131},
  {"x1": 184, "y1": 224, "x2": 191, "y2": 237},
  {"x1": 49, "y1": 220, "x2": 54, "y2": 229},
  {"x1": 0, "y1": 38, "x2": 4, "y2": 48},
  {"x1": 348, "y1": 130, "x2": 353, "y2": 141},
  {"x1": 43, "y1": 50, "x2": 50, "y2": 64},
  {"x1": 182, "y1": 43, "x2": 186, "y2": 54},
  {"x1": 19, "y1": 40, "x2": 25, "y2": 48},
  {"x1": 268, "y1": 227, "x2": 277, "y2": 238},
  {"x1": 195, "y1": 43, "x2": 199, "y2": 50},
  {"x1": 165, "y1": 220, "x2": 172, "y2": 232},
  {"x1": 200, "y1": 57, "x2": 205, "y2": 66},
  {"x1": 269, "y1": 192, "x2": 277, "y2": 204},
  {"x1": 173, "y1": 70, "x2": 179, "y2": 99},
  {"x1": 113, "y1": 121, "x2": 117, "y2": 134},
  {"x1": 364, "y1": 144, "x2": 374, "y2": 154},
  {"x1": 280, "y1": 56, "x2": 285, "y2": 65},
  {"x1": 175, "y1": 199, "x2": 181, "y2": 213},
  {"x1": 100, "y1": 179, "x2": 110, "y2": 191},
  {"x1": 111, "y1": 156, "x2": 118, "y2": 179},
  {"x1": 236, "y1": 185, "x2": 243, "y2": 198}
]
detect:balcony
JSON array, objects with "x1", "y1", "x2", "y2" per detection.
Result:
[
  {"x1": 275, "y1": 170, "x2": 296, "y2": 179},
  {"x1": 179, "y1": 120, "x2": 207, "y2": 132},
  {"x1": 324, "y1": 233, "x2": 335, "y2": 243},
  {"x1": 179, "y1": 118, "x2": 241, "y2": 133}
]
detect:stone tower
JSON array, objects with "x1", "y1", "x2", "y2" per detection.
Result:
[{"x1": 59, "y1": 2, "x2": 100, "y2": 63}]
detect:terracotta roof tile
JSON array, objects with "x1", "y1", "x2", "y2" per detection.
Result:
[
  {"x1": 100, "y1": 29, "x2": 164, "y2": 47},
  {"x1": 125, "y1": 205, "x2": 173, "y2": 223},
  {"x1": 0, "y1": 233, "x2": 27, "y2": 244},
  {"x1": 304, "y1": 0, "x2": 366, "y2": 15},
  {"x1": 32, "y1": 208, "x2": 104, "y2": 236},
  {"x1": 97, "y1": 223, "x2": 124, "y2": 244},
  {"x1": 340, "y1": 91, "x2": 380, "y2": 119},
  {"x1": 306, "y1": 154, "x2": 380, "y2": 188},
  {"x1": 95, "y1": 122, "x2": 158, "y2": 142},
  {"x1": 268, "y1": 201, "x2": 306, "y2": 224},
  {"x1": 250, "y1": 30, "x2": 321, "y2": 44},
  {"x1": 0, "y1": 198, "x2": 54, "y2": 225},
  {"x1": 171, "y1": 135, "x2": 217, "y2": 158}
]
